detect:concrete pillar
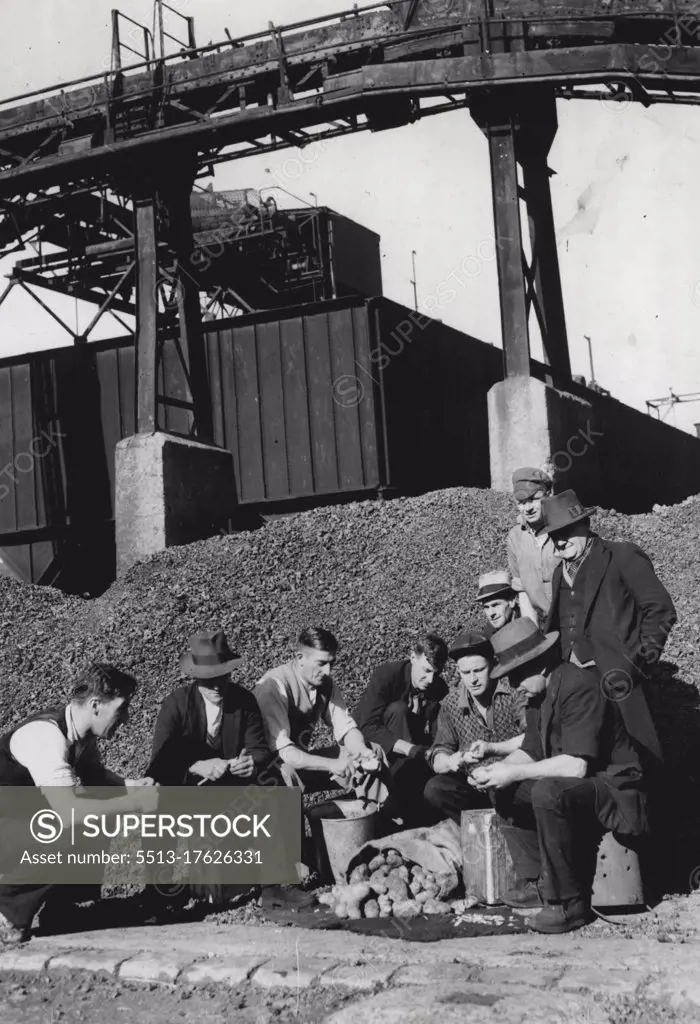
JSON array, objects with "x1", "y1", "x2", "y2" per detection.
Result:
[
  {"x1": 488, "y1": 376, "x2": 603, "y2": 503},
  {"x1": 115, "y1": 432, "x2": 237, "y2": 577}
]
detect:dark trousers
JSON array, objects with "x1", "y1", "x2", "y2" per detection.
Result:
[
  {"x1": 0, "y1": 822, "x2": 102, "y2": 932},
  {"x1": 381, "y1": 702, "x2": 437, "y2": 826},
  {"x1": 494, "y1": 777, "x2": 604, "y2": 903},
  {"x1": 383, "y1": 701, "x2": 430, "y2": 747},
  {"x1": 423, "y1": 771, "x2": 492, "y2": 824}
]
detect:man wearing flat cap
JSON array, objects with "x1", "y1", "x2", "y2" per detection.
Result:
[
  {"x1": 507, "y1": 467, "x2": 559, "y2": 626},
  {"x1": 423, "y1": 631, "x2": 524, "y2": 823},
  {"x1": 476, "y1": 571, "x2": 519, "y2": 633},
  {"x1": 541, "y1": 489, "x2": 676, "y2": 773},
  {"x1": 471, "y1": 617, "x2": 649, "y2": 935}
]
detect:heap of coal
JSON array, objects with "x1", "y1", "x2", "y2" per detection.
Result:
[{"x1": 1, "y1": 487, "x2": 698, "y2": 885}]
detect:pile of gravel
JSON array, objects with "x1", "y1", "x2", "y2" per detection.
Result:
[{"x1": 1, "y1": 486, "x2": 699, "y2": 880}]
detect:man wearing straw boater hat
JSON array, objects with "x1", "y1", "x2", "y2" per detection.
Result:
[
  {"x1": 475, "y1": 571, "x2": 519, "y2": 633},
  {"x1": 540, "y1": 489, "x2": 676, "y2": 774},
  {"x1": 471, "y1": 617, "x2": 649, "y2": 934}
]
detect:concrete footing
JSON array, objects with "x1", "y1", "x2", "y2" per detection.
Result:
[
  {"x1": 488, "y1": 376, "x2": 603, "y2": 501},
  {"x1": 115, "y1": 432, "x2": 237, "y2": 577}
]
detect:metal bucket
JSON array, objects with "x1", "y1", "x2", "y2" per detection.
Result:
[
  {"x1": 314, "y1": 799, "x2": 379, "y2": 884},
  {"x1": 592, "y1": 832, "x2": 645, "y2": 908}
]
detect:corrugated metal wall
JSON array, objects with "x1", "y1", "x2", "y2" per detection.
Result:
[{"x1": 0, "y1": 300, "x2": 387, "y2": 587}]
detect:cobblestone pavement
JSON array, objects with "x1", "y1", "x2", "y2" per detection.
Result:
[{"x1": 2, "y1": 897, "x2": 700, "y2": 1022}]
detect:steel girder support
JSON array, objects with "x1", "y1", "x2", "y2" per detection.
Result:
[
  {"x1": 472, "y1": 88, "x2": 571, "y2": 382},
  {"x1": 132, "y1": 164, "x2": 212, "y2": 442},
  {"x1": 517, "y1": 89, "x2": 571, "y2": 383}
]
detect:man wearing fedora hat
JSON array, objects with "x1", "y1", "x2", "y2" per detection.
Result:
[
  {"x1": 507, "y1": 467, "x2": 559, "y2": 626},
  {"x1": 471, "y1": 617, "x2": 649, "y2": 934},
  {"x1": 144, "y1": 631, "x2": 272, "y2": 918},
  {"x1": 148, "y1": 630, "x2": 271, "y2": 788},
  {"x1": 422, "y1": 631, "x2": 525, "y2": 824},
  {"x1": 476, "y1": 571, "x2": 519, "y2": 633},
  {"x1": 540, "y1": 489, "x2": 676, "y2": 773}
]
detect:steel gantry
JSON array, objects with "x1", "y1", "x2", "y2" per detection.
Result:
[{"x1": 1, "y1": 0, "x2": 700, "y2": 436}]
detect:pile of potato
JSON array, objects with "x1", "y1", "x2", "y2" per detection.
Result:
[{"x1": 318, "y1": 848, "x2": 453, "y2": 919}]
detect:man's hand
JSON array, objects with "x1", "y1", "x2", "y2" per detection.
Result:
[
  {"x1": 190, "y1": 758, "x2": 229, "y2": 782},
  {"x1": 126, "y1": 785, "x2": 160, "y2": 813},
  {"x1": 467, "y1": 741, "x2": 492, "y2": 761},
  {"x1": 228, "y1": 749, "x2": 255, "y2": 779},
  {"x1": 446, "y1": 751, "x2": 468, "y2": 773},
  {"x1": 470, "y1": 762, "x2": 519, "y2": 791}
]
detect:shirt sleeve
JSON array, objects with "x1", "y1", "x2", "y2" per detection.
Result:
[
  {"x1": 427, "y1": 704, "x2": 459, "y2": 766},
  {"x1": 507, "y1": 530, "x2": 524, "y2": 592},
  {"x1": 254, "y1": 677, "x2": 295, "y2": 752},
  {"x1": 354, "y1": 665, "x2": 400, "y2": 755},
  {"x1": 520, "y1": 715, "x2": 544, "y2": 762},
  {"x1": 324, "y1": 682, "x2": 359, "y2": 745},
  {"x1": 557, "y1": 678, "x2": 607, "y2": 761},
  {"x1": 9, "y1": 721, "x2": 77, "y2": 787}
]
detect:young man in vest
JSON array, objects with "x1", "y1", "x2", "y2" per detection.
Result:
[
  {"x1": 471, "y1": 618, "x2": 648, "y2": 934},
  {"x1": 354, "y1": 633, "x2": 448, "y2": 825},
  {"x1": 255, "y1": 627, "x2": 376, "y2": 790},
  {"x1": 0, "y1": 663, "x2": 157, "y2": 945},
  {"x1": 255, "y1": 628, "x2": 379, "y2": 889}
]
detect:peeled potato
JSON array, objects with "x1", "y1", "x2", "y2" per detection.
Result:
[
  {"x1": 364, "y1": 899, "x2": 380, "y2": 919},
  {"x1": 368, "y1": 854, "x2": 386, "y2": 872},
  {"x1": 335, "y1": 904, "x2": 349, "y2": 919},
  {"x1": 392, "y1": 899, "x2": 420, "y2": 919},
  {"x1": 423, "y1": 898, "x2": 451, "y2": 916}
]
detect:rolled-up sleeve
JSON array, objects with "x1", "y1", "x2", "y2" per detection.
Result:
[
  {"x1": 427, "y1": 705, "x2": 459, "y2": 767},
  {"x1": 507, "y1": 529, "x2": 524, "y2": 593},
  {"x1": 324, "y1": 682, "x2": 358, "y2": 745},
  {"x1": 558, "y1": 682, "x2": 607, "y2": 762},
  {"x1": 254, "y1": 678, "x2": 294, "y2": 753}
]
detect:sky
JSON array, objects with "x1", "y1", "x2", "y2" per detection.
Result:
[{"x1": 2, "y1": 0, "x2": 700, "y2": 433}]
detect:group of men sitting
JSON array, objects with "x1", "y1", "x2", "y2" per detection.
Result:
[{"x1": 0, "y1": 469, "x2": 677, "y2": 942}]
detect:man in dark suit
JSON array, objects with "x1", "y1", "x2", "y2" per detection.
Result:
[
  {"x1": 471, "y1": 619, "x2": 649, "y2": 935},
  {"x1": 148, "y1": 630, "x2": 271, "y2": 787},
  {"x1": 145, "y1": 630, "x2": 272, "y2": 918},
  {"x1": 354, "y1": 634, "x2": 448, "y2": 824},
  {"x1": 540, "y1": 490, "x2": 677, "y2": 771}
]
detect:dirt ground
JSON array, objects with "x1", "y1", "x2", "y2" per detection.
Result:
[{"x1": 0, "y1": 969, "x2": 358, "y2": 1024}]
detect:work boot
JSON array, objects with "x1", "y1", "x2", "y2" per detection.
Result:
[
  {"x1": 527, "y1": 897, "x2": 595, "y2": 934},
  {"x1": 501, "y1": 879, "x2": 543, "y2": 909}
]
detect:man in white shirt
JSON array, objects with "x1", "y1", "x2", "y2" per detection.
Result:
[
  {"x1": 255, "y1": 627, "x2": 375, "y2": 788},
  {"x1": 255, "y1": 627, "x2": 379, "y2": 890},
  {"x1": 0, "y1": 663, "x2": 157, "y2": 945}
]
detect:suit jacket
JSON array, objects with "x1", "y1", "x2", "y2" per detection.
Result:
[
  {"x1": 545, "y1": 535, "x2": 677, "y2": 765},
  {"x1": 354, "y1": 660, "x2": 448, "y2": 756},
  {"x1": 147, "y1": 682, "x2": 273, "y2": 786}
]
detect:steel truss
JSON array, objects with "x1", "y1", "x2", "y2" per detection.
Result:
[{"x1": 0, "y1": 0, "x2": 699, "y2": 436}]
